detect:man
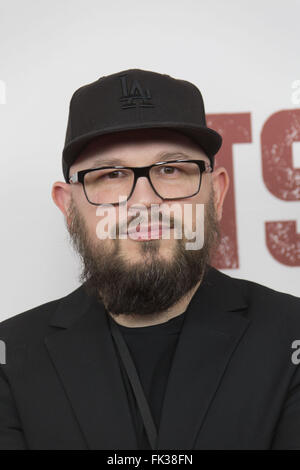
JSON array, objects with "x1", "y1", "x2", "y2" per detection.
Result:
[{"x1": 1, "y1": 69, "x2": 300, "y2": 450}]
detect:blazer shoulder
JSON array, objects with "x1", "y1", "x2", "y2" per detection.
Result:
[
  {"x1": 223, "y1": 270, "x2": 300, "y2": 324},
  {"x1": 232, "y1": 274, "x2": 300, "y2": 304},
  {"x1": 0, "y1": 284, "x2": 84, "y2": 342}
]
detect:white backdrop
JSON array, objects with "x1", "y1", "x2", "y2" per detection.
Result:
[{"x1": 1, "y1": 0, "x2": 299, "y2": 322}]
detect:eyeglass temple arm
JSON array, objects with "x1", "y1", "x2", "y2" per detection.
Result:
[
  {"x1": 204, "y1": 161, "x2": 213, "y2": 173},
  {"x1": 69, "y1": 173, "x2": 78, "y2": 184}
]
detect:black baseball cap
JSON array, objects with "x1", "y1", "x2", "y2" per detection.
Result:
[{"x1": 62, "y1": 68, "x2": 222, "y2": 183}]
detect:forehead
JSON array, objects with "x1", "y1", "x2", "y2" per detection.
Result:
[{"x1": 70, "y1": 128, "x2": 210, "y2": 172}]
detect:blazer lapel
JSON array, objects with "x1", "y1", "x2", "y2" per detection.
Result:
[
  {"x1": 44, "y1": 286, "x2": 138, "y2": 450},
  {"x1": 157, "y1": 266, "x2": 251, "y2": 449}
]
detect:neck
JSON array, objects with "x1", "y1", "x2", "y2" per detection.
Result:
[{"x1": 107, "y1": 278, "x2": 202, "y2": 328}]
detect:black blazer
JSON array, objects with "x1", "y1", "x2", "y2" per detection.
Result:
[{"x1": 1, "y1": 266, "x2": 300, "y2": 450}]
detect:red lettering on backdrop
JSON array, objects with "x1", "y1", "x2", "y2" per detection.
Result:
[
  {"x1": 207, "y1": 113, "x2": 252, "y2": 269},
  {"x1": 262, "y1": 109, "x2": 300, "y2": 266}
]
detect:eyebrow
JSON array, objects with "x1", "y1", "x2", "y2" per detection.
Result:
[{"x1": 89, "y1": 151, "x2": 204, "y2": 168}]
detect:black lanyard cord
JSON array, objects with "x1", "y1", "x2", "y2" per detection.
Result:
[{"x1": 108, "y1": 314, "x2": 158, "y2": 450}]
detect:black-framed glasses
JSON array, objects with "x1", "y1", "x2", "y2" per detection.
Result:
[{"x1": 68, "y1": 159, "x2": 213, "y2": 206}]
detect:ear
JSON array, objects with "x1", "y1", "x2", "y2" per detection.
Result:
[
  {"x1": 51, "y1": 181, "x2": 73, "y2": 224},
  {"x1": 211, "y1": 167, "x2": 230, "y2": 220}
]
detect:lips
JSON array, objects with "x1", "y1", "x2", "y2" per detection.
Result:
[{"x1": 127, "y1": 224, "x2": 173, "y2": 240}]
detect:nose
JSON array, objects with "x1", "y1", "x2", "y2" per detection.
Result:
[{"x1": 127, "y1": 176, "x2": 163, "y2": 207}]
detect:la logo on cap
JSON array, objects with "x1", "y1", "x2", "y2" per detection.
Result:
[{"x1": 119, "y1": 74, "x2": 154, "y2": 109}]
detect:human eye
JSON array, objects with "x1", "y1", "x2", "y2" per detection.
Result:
[
  {"x1": 106, "y1": 169, "x2": 127, "y2": 179},
  {"x1": 97, "y1": 169, "x2": 131, "y2": 180},
  {"x1": 155, "y1": 164, "x2": 183, "y2": 177}
]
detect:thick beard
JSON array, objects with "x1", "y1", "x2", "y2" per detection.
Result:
[{"x1": 66, "y1": 188, "x2": 221, "y2": 318}]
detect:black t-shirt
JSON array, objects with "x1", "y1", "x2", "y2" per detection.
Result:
[{"x1": 107, "y1": 311, "x2": 186, "y2": 449}]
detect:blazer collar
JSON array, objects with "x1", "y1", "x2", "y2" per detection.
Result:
[{"x1": 45, "y1": 266, "x2": 250, "y2": 449}]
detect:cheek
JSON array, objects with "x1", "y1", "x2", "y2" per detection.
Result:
[
  {"x1": 177, "y1": 196, "x2": 205, "y2": 225},
  {"x1": 182, "y1": 203, "x2": 204, "y2": 234},
  {"x1": 76, "y1": 196, "x2": 103, "y2": 239},
  {"x1": 94, "y1": 205, "x2": 119, "y2": 241}
]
